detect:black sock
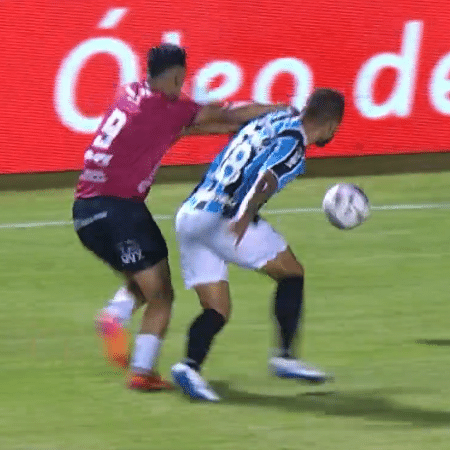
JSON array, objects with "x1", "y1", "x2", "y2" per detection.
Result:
[
  {"x1": 274, "y1": 276, "x2": 304, "y2": 357},
  {"x1": 185, "y1": 309, "x2": 226, "y2": 371}
]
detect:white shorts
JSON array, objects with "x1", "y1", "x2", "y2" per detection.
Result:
[{"x1": 175, "y1": 204, "x2": 288, "y2": 289}]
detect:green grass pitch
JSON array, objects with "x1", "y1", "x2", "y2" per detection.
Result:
[{"x1": 1, "y1": 172, "x2": 450, "y2": 450}]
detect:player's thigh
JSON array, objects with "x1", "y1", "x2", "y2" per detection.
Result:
[
  {"x1": 176, "y1": 209, "x2": 229, "y2": 290},
  {"x1": 211, "y1": 217, "x2": 289, "y2": 272},
  {"x1": 177, "y1": 237, "x2": 229, "y2": 290},
  {"x1": 195, "y1": 281, "x2": 232, "y2": 320},
  {"x1": 259, "y1": 246, "x2": 304, "y2": 281}
]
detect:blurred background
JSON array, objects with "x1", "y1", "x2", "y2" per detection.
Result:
[{"x1": 0, "y1": 0, "x2": 449, "y2": 182}]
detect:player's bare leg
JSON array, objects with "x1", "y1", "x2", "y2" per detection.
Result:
[
  {"x1": 261, "y1": 246, "x2": 331, "y2": 383},
  {"x1": 171, "y1": 281, "x2": 230, "y2": 401},
  {"x1": 261, "y1": 246, "x2": 304, "y2": 281},
  {"x1": 126, "y1": 258, "x2": 175, "y2": 391},
  {"x1": 195, "y1": 281, "x2": 232, "y2": 320},
  {"x1": 131, "y1": 258, "x2": 174, "y2": 336},
  {"x1": 126, "y1": 279, "x2": 147, "y2": 313}
]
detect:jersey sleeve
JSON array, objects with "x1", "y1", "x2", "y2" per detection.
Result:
[{"x1": 259, "y1": 129, "x2": 306, "y2": 191}]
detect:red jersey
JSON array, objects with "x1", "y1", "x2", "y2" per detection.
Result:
[{"x1": 75, "y1": 80, "x2": 201, "y2": 202}]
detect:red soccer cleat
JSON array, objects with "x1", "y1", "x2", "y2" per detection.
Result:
[
  {"x1": 127, "y1": 372, "x2": 174, "y2": 391},
  {"x1": 95, "y1": 311, "x2": 130, "y2": 369}
]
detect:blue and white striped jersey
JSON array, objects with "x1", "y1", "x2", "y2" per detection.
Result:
[{"x1": 186, "y1": 108, "x2": 307, "y2": 218}]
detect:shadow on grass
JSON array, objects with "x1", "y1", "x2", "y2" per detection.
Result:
[
  {"x1": 210, "y1": 381, "x2": 450, "y2": 428},
  {"x1": 416, "y1": 339, "x2": 450, "y2": 346}
]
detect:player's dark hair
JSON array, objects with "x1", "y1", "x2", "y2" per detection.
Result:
[
  {"x1": 303, "y1": 88, "x2": 345, "y2": 124},
  {"x1": 147, "y1": 44, "x2": 186, "y2": 78}
]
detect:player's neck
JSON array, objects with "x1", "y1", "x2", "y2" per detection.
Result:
[{"x1": 148, "y1": 78, "x2": 175, "y2": 98}]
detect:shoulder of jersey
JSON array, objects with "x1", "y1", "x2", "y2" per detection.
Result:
[{"x1": 177, "y1": 92, "x2": 198, "y2": 104}]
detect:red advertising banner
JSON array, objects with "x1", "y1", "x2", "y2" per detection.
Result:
[{"x1": 0, "y1": 1, "x2": 449, "y2": 174}]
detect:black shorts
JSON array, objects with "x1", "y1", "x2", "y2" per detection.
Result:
[{"x1": 72, "y1": 197, "x2": 168, "y2": 273}]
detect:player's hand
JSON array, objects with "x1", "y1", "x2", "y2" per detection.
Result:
[
  {"x1": 275, "y1": 102, "x2": 291, "y2": 109},
  {"x1": 230, "y1": 213, "x2": 252, "y2": 247}
]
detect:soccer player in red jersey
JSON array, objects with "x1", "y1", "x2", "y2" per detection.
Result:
[{"x1": 72, "y1": 44, "x2": 287, "y2": 391}]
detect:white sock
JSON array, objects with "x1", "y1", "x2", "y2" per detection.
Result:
[
  {"x1": 104, "y1": 286, "x2": 135, "y2": 324},
  {"x1": 131, "y1": 334, "x2": 162, "y2": 374}
]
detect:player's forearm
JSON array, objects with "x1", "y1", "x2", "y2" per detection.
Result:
[
  {"x1": 181, "y1": 122, "x2": 240, "y2": 136},
  {"x1": 193, "y1": 102, "x2": 290, "y2": 127},
  {"x1": 240, "y1": 170, "x2": 278, "y2": 219},
  {"x1": 224, "y1": 103, "x2": 288, "y2": 125}
]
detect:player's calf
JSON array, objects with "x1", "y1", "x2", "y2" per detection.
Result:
[
  {"x1": 273, "y1": 275, "x2": 304, "y2": 358},
  {"x1": 183, "y1": 281, "x2": 230, "y2": 372},
  {"x1": 184, "y1": 308, "x2": 227, "y2": 372},
  {"x1": 262, "y1": 247, "x2": 305, "y2": 358}
]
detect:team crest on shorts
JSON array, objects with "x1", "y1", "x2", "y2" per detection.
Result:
[{"x1": 117, "y1": 239, "x2": 144, "y2": 264}]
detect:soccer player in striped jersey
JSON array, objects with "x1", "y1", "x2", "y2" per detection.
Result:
[{"x1": 171, "y1": 88, "x2": 345, "y2": 401}]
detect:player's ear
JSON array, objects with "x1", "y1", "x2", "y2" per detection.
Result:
[
  {"x1": 175, "y1": 67, "x2": 186, "y2": 88},
  {"x1": 327, "y1": 120, "x2": 337, "y2": 136}
]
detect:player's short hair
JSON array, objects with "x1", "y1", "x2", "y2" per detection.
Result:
[
  {"x1": 147, "y1": 44, "x2": 186, "y2": 78},
  {"x1": 304, "y1": 88, "x2": 345, "y2": 124}
]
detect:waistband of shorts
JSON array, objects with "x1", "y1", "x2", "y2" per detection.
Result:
[{"x1": 75, "y1": 195, "x2": 145, "y2": 205}]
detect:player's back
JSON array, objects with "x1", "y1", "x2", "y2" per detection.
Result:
[
  {"x1": 186, "y1": 109, "x2": 306, "y2": 218},
  {"x1": 76, "y1": 80, "x2": 200, "y2": 202}
]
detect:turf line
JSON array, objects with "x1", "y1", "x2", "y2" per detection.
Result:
[{"x1": 0, "y1": 202, "x2": 449, "y2": 230}]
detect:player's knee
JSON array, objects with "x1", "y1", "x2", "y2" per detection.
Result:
[
  {"x1": 277, "y1": 275, "x2": 304, "y2": 290},
  {"x1": 273, "y1": 262, "x2": 304, "y2": 280},
  {"x1": 264, "y1": 247, "x2": 304, "y2": 280},
  {"x1": 221, "y1": 306, "x2": 231, "y2": 323},
  {"x1": 143, "y1": 282, "x2": 174, "y2": 306},
  {"x1": 283, "y1": 249, "x2": 304, "y2": 277},
  {"x1": 290, "y1": 262, "x2": 304, "y2": 277},
  {"x1": 200, "y1": 300, "x2": 231, "y2": 321},
  {"x1": 279, "y1": 257, "x2": 304, "y2": 278},
  {"x1": 195, "y1": 281, "x2": 231, "y2": 321},
  {"x1": 160, "y1": 283, "x2": 175, "y2": 304},
  {"x1": 205, "y1": 306, "x2": 230, "y2": 324}
]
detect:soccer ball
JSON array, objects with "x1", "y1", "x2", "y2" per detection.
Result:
[{"x1": 322, "y1": 183, "x2": 370, "y2": 230}]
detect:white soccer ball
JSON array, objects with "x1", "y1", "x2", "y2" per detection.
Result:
[{"x1": 322, "y1": 183, "x2": 370, "y2": 230}]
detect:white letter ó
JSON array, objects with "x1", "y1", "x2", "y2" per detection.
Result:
[
  {"x1": 193, "y1": 61, "x2": 242, "y2": 104},
  {"x1": 55, "y1": 37, "x2": 139, "y2": 133}
]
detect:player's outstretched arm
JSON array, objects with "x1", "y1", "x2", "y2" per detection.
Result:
[
  {"x1": 193, "y1": 103, "x2": 290, "y2": 127},
  {"x1": 223, "y1": 103, "x2": 291, "y2": 124},
  {"x1": 231, "y1": 170, "x2": 278, "y2": 246},
  {"x1": 180, "y1": 122, "x2": 241, "y2": 136}
]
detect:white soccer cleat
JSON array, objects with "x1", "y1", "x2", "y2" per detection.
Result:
[
  {"x1": 269, "y1": 357, "x2": 332, "y2": 383},
  {"x1": 171, "y1": 363, "x2": 220, "y2": 402}
]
